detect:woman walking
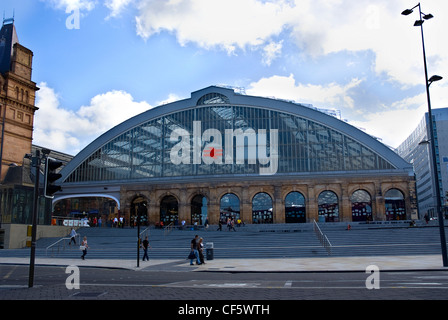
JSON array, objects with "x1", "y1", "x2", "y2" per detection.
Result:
[{"x1": 81, "y1": 236, "x2": 88, "y2": 260}]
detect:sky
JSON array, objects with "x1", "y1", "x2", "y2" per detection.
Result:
[{"x1": 2, "y1": 0, "x2": 448, "y2": 156}]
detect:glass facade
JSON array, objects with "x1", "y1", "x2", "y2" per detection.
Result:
[
  {"x1": 0, "y1": 186, "x2": 52, "y2": 225},
  {"x1": 64, "y1": 102, "x2": 395, "y2": 183}
]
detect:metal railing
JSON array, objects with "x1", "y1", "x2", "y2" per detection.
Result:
[
  {"x1": 313, "y1": 219, "x2": 332, "y2": 255},
  {"x1": 46, "y1": 234, "x2": 81, "y2": 257},
  {"x1": 164, "y1": 222, "x2": 174, "y2": 237},
  {"x1": 139, "y1": 226, "x2": 150, "y2": 238}
]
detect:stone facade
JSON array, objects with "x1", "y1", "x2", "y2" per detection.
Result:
[
  {"x1": 120, "y1": 173, "x2": 417, "y2": 225},
  {"x1": 0, "y1": 41, "x2": 38, "y2": 181}
]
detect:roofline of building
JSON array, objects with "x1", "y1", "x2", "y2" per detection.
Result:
[{"x1": 59, "y1": 86, "x2": 412, "y2": 181}]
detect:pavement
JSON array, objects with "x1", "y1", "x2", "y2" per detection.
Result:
[{"x1": 1, "y1": 254, "x2": 447, "y2": 272}]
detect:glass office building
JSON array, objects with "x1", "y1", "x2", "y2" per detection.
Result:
[
  {"x1": 56, "y1": 86, "x2": 416, "y2": 225},
  {"x1": 397, "y1": 108, "x2": 448, "y2": 220}
]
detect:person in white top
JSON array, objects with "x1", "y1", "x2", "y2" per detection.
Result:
[{"x1": 69, "y1": 228, "x2": 77, "y2": 245}]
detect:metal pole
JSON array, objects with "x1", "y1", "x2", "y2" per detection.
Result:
[
  {"x1": 137, "y1": 212, "x2": 140, "y2": 268},
  {"x1": 28, "y1": 150, "x2": 40, "y2": 287},
  {"x1": 417, "y1": 3, "x2": 448, "y2": 267}
]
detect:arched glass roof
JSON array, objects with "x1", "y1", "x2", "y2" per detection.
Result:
[{"x1": 60, "y1": 86, "x2": 411, "y2": 184}]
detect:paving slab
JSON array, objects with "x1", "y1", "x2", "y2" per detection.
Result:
[{"x1": 1, "y1": 254, "x2": 446, "y2": 272}]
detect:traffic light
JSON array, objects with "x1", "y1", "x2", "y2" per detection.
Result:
[{"x1": 44, "y1": 157, "x2": 63, "y2": 198}]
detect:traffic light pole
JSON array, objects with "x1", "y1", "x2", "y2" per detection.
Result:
[{"x1": 28, "y1": 149, "x2": 40, "y2": 288}]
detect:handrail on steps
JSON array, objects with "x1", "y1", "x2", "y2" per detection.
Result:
[
  {"x1": 313, "y1": 219, "x2": 332, "y2": 255},
  {"x1": 46, "y1": 233, "x2": 82, "y2": 257},
  {"x1": 164, "y1": 222, "x2": 174, "y2": 236}
]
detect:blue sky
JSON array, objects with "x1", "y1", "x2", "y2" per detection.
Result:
[{"x1": 3, "y1": 0, "x2": 448, "y2": 155}]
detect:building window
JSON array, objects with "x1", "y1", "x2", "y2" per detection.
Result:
[
  {"x1": 351, "y1": 190, "x2": 372, "y2": 222},
  {"x1": 131, "y1": 196, "x2": 148, "y2": 226},
  {"x1": 252, "y1": 192, "x2": 273, "y2": 224},
  {"x1": 191, "y1": 194, "x2": 207, "y2": 226},
  {"x1": 160, "y1": 195, "x2": 178, "y2": 225},
  {"x1": 385, "y1": 189, "x2": 406, "y2": 221},
  {"x1": 318, "y1": 191, "x2": 339, "y2": 222},
  {"x1": 197, "y1": 93, "x2": 230, "y2": 105},
  {"x1": 285, "y1": 191, "x2": 306, "y2": 223},
  {"x1": 220, "y1": 193, "x2": 240, "y2": 222}
]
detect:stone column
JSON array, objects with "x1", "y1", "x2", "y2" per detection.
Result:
[
  {"x1": 148, "y1": 189, "x2": 158, "y2": 224},
  {"x1": 274, "y1": 185, "x2": 284, "y2": 223},
  {"x1": 178, "y1": 188, "x2": 189, "y2": 225},
  {"x1": 208, "y1": 187, "x2": 219, "y2": 225},
  {"x1": 307, "y1": 185, "x2": 317, "y2": 222},
  {"x1": 241, "y1": 186, "x2": 251, "y2": 224},
  {"x1": 340, "y1": 184, "x2": 351, "y2": 222}
]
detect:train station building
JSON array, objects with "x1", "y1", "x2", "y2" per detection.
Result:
[{"x1": 54, "y1": 86, "x2": 417, "y2": 226}]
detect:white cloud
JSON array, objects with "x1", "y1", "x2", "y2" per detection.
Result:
[
  {"x1": 348, "y1": 95, "x2": 428, "y2": 148},
  {"x1": 262, "y1": 40, "x2": 283, "y2": 66},
  {"x1": 34, "y1": 82, "x2": 152, "y2": 155},
  {"x1": 348, "y1": 81, "x2": 448, "y2": 148},
  {"x1": 247, "y1": 74, "x2": 362, "y2": 110},
  {"x1": 133, "y1": 0, "x2": 448, "y2": 88},
  {"x1": 43, "y1": 0, "x2": 96, "y2": 11},
  {"x1": 135, "y1": 0, "x2": 294, "y2": 55},
  {"x1": 105, "y1": 0, "x2": 134, "y2": 18},
  {"x1": 246, "y1": 73, "x2": 448, "y2": 148}
]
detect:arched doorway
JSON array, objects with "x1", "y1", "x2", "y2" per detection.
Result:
[
  {"x1": 191, "y1": 195, "x2": 208, "y2": 225},
  {"x1": 318, "y1": 191, "x2": 339, "y2": 222},
  {"x1": 285, "y1": 191, "x2": 306, "y2": 223},
  {"x1": 160, "y1": 195, "x2": 178, "y2": 225},
  {"x1": 351, "y1": 190, "x2": 372, "y2": 222},
  {"x1": 131, "y1": 196, "x2": 148, "y2": 227},
  {"x1": 220, "y1": 193, "x2": 240, "y2": 222},
  {"x1": 252, "y1": 192, "x2": 273, "y2": 224},
  {"x1": 385, "y1": 188, "x2": 406, "y2": 221},
  {"x1": 53, "y1": 196, "x2": 119, "y2": 227}
]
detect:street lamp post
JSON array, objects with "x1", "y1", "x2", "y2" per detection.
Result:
[{"x1": 402, "y1": 3, "x2": 448, "y2": 267}]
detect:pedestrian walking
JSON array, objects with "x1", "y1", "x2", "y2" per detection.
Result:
[
  {"x1": 198, "y1": 237, "x2": 205, "y2": 264},
  {"x1": 189, "y1": 235, "x2": 201, "y2": 265},
  {"x1": 80, "y1": 236, "x2": 88, "y2": 260},
  {"x1": 142, "y1": 236, "x2": 151, "y2": 261},
  {"x1": 228, "y1": 218, "x2": 236, "y2": 231},
  {"x1": 69, "y1": 228, "x2": 77, "y2": 245}
]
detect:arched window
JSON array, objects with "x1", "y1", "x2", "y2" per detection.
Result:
[
  {"x1": 252, "y1": 192, "x2": 273, "y2": 224},
  {"x1": 197, "y1": 92, "x2": 230, "y2": 105},
  {"x1": 351, "y1": 190, "x2": 372, "y2": 222},
  {"x1": 131, "y1": 196, "x2": 148, "y2": 226},
  {"x1": 191, "y1": 195, "x2": 208, "y2": 225},
  {"x1": 385, "y1": 189, "x2": 406, "y2": 221},
  {"x1": 318, "y1": 191, "x2": 339, "y2": 222},
  {"x1": 160, "y1": 195, "x2": 178, "y2": 225},
  {"x1": 220, "y1": 193, "x2": 240, "y2": 222},
  {"x1": 285, "y1": 192, "x2": 306, "y2": 223}
]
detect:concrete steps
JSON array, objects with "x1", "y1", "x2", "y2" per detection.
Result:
[{"x1": 0, "y1": 221, "x2": 447, "y2": 260}]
